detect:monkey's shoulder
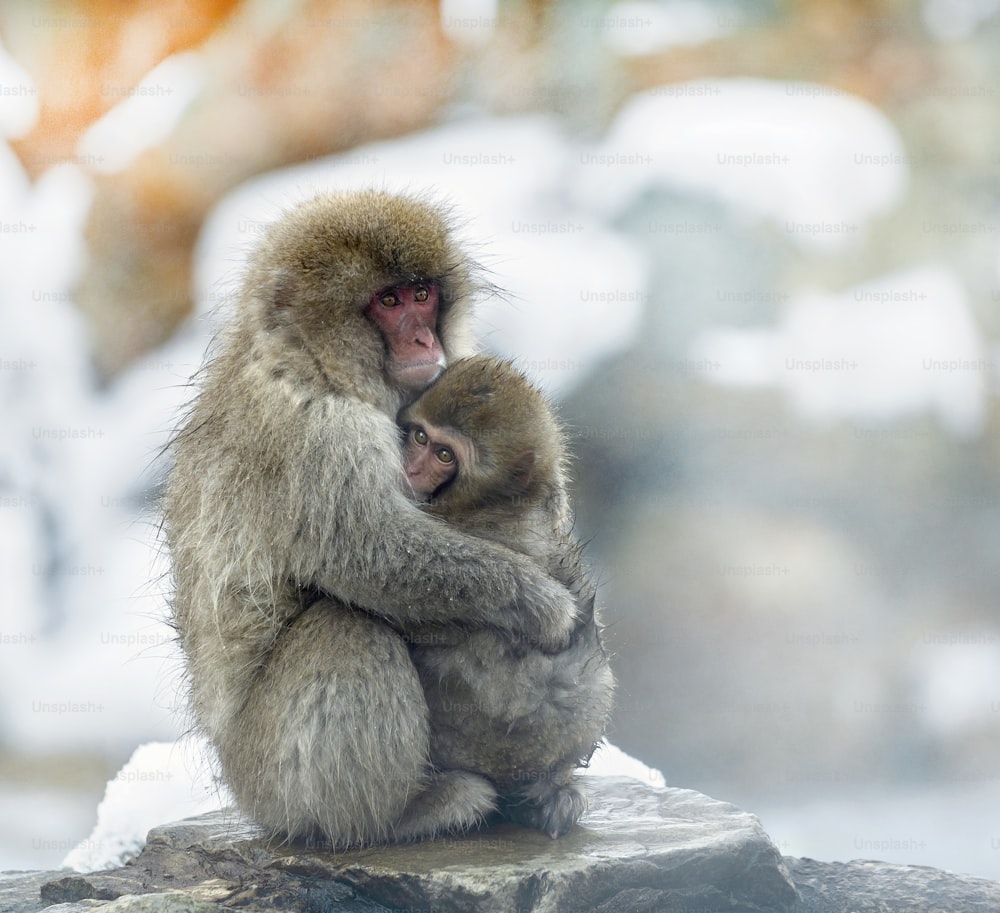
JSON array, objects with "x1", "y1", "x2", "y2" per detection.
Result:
[{"x1": 188, "y1": 351, "x2": 400, "y2": 453}]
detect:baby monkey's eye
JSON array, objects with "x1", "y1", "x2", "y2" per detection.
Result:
[
  {"x1": 435, "y1": 448, "x2": 455, "y2": 465},
  {"x1": 379, "y1": 290, "x2": 400, "y2": 308},
  {"x1": 411, "y1": 427, "x2": 429, "y2": 445},
  {"x1": 414, "y1": 285, "x2": 429, "y2": 303}
]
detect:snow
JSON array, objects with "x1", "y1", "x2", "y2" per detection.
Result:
[
  {"x1": 577, "y1": 78, "x2": 907, "y2": 250},
  {"x1": 922, "y1": 0, "x2": 1000, "y2": 40},
  {"x1": 63, "y1": 738, "x2": 228, "y2": 873},
  {"x1": 600, "y1": 0, "x2": 740, "y2": 55},
  {"x1": 77, "y1": 52, "x2": 205, "y2": 174},
  {"x1": 0, "y1": 42, "x2": 38, "y2": 138},
  {"x1": 584, "y1": 741, "x2": 667, "y2": 788},
  {"x1": 441, "y1": 0, "x2": 498, "y2": 44},
  {"x1": 0, "y1": 156, "x2": 187, "y2": 755},
  {"x1": 911, "y1": 634, "x2": 1000, "y2": 736},
  {"x1": 689, "y1": 265, "x2": 988, "y2": 434}
]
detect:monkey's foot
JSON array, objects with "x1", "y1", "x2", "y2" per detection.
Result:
[
  {"x1": 392, "y1": 770, "x2": 497, "y2": 842},
  {"x1": 502, "y1": 781, "x2": 586, "y2": 839}
]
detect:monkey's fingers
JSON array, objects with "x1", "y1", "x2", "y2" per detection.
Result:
[{"x1": 515, "y1": 574, "x2": 578, "y2": 653}]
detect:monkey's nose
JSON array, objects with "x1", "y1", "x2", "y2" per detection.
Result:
[{"x1": 413, "y1": 327, "x2": 435, "y2": 349}]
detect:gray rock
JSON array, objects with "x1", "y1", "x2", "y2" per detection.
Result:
[
  {"x1": 37, "y1": 897, "x2": 222, "y2": 913},
  {"x1": 0, "y1": 871, "x2": 73, "y2": 913},
  {"x1": 9, "y1": 780, "x2": 1000, "y2": 912},
  {"x1": 73, "y1": 894, "x2": 242, "y2": 913},
  {"x1": 787, "y1": 856, "x2": 1000, "y2": 912},
  {"x1": 30, "y1": 778, "x2": 799, "y2": 913}
]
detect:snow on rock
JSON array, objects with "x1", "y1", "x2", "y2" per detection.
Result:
[
  {"x1": 0, "y1": 154, "x2": 190, "y2": 753},
  {"x1": 583, "y1": 740, "x2": 667, "y2": 788},
  {"x1": 0, "y1": 41, "x2": 38, "y2": 137},
  {"x1": 77, "y1": 52, "x2": 206, "y2": 175},
  {"x1": 689, "y1": 265, "x2": 987, "y2": 434},
  {"x1": 599, "y1": 0, "x2": 741, "y2": 55},
  {"x1": 577, "y1": 77, "x2": 907, "y2": 250},
  {"x1": 922, "y1": 0, "x2": 1000, "y2": 41},
  {"x1": 63, "y1": 738, "x2": 227, "y2": 873},
  {"x1": 911, "y1": 633, "x2": 1000, "y2": 736},
  {"x1": 440, "y1": 0, "x2": 498, "y2": 45}
]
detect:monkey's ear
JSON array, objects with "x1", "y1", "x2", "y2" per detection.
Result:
[{"x1": 510, "y1": 450, "x2": 536, "y2": 492}]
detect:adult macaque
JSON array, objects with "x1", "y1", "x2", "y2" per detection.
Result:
[
  {"x1": 165, "y1": 191, "x2": 578, "y2": 846},
  {"x1": 399, "y1": 355, "x2": 614, "y2": 838}
]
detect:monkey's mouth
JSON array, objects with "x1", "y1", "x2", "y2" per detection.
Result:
[{"x1": 396, "y1": 357, "x2": 446, "y2": 389}]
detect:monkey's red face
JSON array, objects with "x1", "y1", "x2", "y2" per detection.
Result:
[
  {"x1": 402, "y1": 422, "x2": 468, "y2": 499},
  {"x1": 365, "y1": 282, "x2": 446, "y2": 391}
]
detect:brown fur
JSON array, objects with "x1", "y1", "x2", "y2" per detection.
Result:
[
  {"x1": 164, "y1": 191, "x2": 578, "y2": 846},
  {"x1": 401, "y1": 356, "x2": 615, "y2": 837}
]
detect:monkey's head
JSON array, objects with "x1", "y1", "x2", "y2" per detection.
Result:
[
  {"x1": 242, "y1": 190, "x2": 480, "y2": 406},
  {"x1": 399, "y1": 356, "x2": 565, "y2": 516}
]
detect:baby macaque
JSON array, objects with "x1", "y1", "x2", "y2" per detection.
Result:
[{"x1": 398, "y1": 355, "x2": 614, "y2": 838}]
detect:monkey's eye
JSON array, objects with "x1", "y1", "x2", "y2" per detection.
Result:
[
  {"x1": 379, "y1": 290, "x2": 400, "y2": 308},
  {"x1": 435, "y1": 448, "x2": 455, "y2": 465},
  {"x1": 414, "y1": 285, "x2": 429, "y2": 303},
  {"x1": 412, "y1": 427, "x2": 429, "y2": 446}
]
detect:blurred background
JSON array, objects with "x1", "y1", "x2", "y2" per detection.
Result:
[{"x1": 2, "y1": 0, "x2": 999, "y2": 880}]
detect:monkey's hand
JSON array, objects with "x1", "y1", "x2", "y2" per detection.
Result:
[{"x1": 512, "y1": 572, "x2": 579, "y2": 654}]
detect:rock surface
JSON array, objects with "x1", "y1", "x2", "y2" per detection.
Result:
[
  {"x1": 3, "y1": 779, "x2": 999, "y2": 912},
  {"x1": 785, "y1": 856, "x2": 1000, "y2": 912},
  {"x1": 10, "y1": 778, "x2": 798, "y2": 913}
]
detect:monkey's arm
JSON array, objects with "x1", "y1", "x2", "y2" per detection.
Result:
[{"x1": 287, "y1": 398, "x2": 576, "y2": 648}]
